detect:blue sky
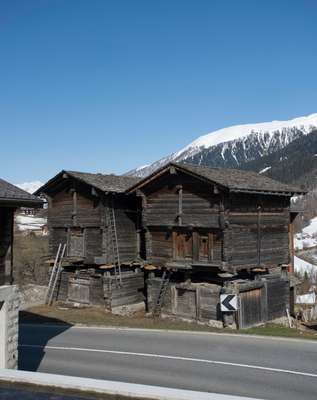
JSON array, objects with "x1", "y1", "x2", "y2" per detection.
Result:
[{"x1": 1, "y1": 0, "x2": 317, "y2": 183}]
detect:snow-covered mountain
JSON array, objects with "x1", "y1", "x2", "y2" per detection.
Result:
[
  {"x1": 16, "y1": 181, "x2": 43, "y2": 194},
  {"x1": 128, "y1": 113, "x2": 317, "y2": 177}
]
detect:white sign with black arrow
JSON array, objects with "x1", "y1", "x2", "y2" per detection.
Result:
[{"x1": 220, "y1": 294, "x2": 239, "y2": 312}]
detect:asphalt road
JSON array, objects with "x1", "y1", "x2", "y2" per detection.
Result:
[{"x1": 19, "y1": 324, "x2": 317, "y2": 400}]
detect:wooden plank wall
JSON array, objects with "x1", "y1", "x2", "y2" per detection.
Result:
[
  {"x1": 49, "y1": 187, "x2": 102, "y2": 228},
  {"x1": 265, "y1": 276, "x2": 290, "y2": 320},
  {"x1": 103, "y1": 270, "x2": 144, "y2": 308},
  {"x1": 198, "y1": 285, "x2": 221, "y2": 321},
  {"x1": 150, "y1": 230, "x2": 173, "y2": 267},
  {"x1": 48, "y1": 184, "x2": 103, "y2": 257},
  {"x1": 144, "y1": 173, "x2": 220, "y2": 228},
  {"x1": 84, "y1": 227, "x2": 103, "y2": 262},
  {"x1": 49, "y1": 227, "x2": 68, "y2": 255},
  {"x1": 112, "y1": 196, "x2": 138, "y2": 263},
  {"x1": 237, "y1": 275, "x2": 290, "y2": 327},
  {"x1": 239, "y1": 284, "x2": 265, "y2": 328},
  {"x1": 227, "y1": 193, "x2": 290, "y2": 270},
  {"x1": 47, "y1": 183, "x2": 139, "y2": 264},
  {"x1": 146, "y1": 277, "x2": 173, "y2": 314},
  {"x1": 55, "y1": 270, "x2": 104, "y2": 306},
  {"x1": 147, "y1": 278, "x2": 221, "y2": 322}
]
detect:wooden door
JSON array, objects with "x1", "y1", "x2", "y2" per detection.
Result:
[
  {"x1": 199, "y1": 233, "x2": 214, "y2": 262},
  {"x1": 174, "y1": 232, "x2": 193, "y2": 260},
  {"x1": 68, "y1": 228, "x2": 84, "y2": 257},
  {"x1": 239, "y1": 288, "x2": 264, "y2": 328}
]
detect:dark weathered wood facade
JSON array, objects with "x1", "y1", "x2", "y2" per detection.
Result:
[
  {"x1": 128, "y1": 162, "x2": 304, "y2": 326},
  {"x1": 36, "y1": 170, "x2": 140, "y2": 266},
  {"x1": 129, "y1": 164, "x2": 300, "y2": 273},
  {"x1": 0, "y1": 178, "x2": 42, "y2": 285},
  {"x1": 36, "y1": 171, "x2": 145, "y2": 310},
  {"x1": 38, "y1": 163, "x2": 304, "y2": 326}
]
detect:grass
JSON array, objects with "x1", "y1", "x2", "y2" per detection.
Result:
[{"x1": 20, "y1": 305, "x2": 317, "y2": 340}]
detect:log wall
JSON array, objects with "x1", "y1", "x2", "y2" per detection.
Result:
[
  {"x1": 47, "y1": 182, "x2": 138, "y2": 265},
  {"x1": 103, "y1": 270, "x2": 144, "y2": 309},
  {"x1": 225, "y1": 193, "x2": 291, "y2": 271},
  {"x1": 144, "y1": 172, "x2": 220, "y2": 228}
]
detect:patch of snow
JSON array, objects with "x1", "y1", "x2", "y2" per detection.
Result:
[
  {"x1": 174, "y1": 113, "x2": 317, "y2": 158},
  {"x1": 15, "y1": 215, "x2": 46, "y2": 232},
  {"x1": 129, "y1": 112, "x2": 317, "y2": 177},
  {"x1": 16, "y1": 181, "x2": 43, "y2": 194},
  {"x1": 296, "y1": 292, "x2": 316, "y2": 304},
  {"x1": 294, "y1": 217, "x2": 317, "y2": 250},
  {"x1": 294, "y1": 256, "x2": 317, "y2": 277},
  {"x1": 259, "y1": 166, "x2": 271, "y2": 174},
  {"x1": 302, "y1": 217, "x2": 317, "y2": 237},
  {"x1": 134, "y1": 165, "x2": 150, "y2": 172},
  {"x1": 294, "y1": 234, "x2": 317, "y2": 251}
]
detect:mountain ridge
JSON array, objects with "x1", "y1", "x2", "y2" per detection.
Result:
[{"x1": 127, "y1": 113, "x2": 317, "y2": 178}]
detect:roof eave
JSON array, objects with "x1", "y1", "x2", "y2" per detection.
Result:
[
  {"x1": 229, "y1": 188, "x2": 306, "y2": 196},
  {"x1": 35, "y1": 170, "x2": 127, "y2": 196},
  {"x1": 34, "y1": 170, "x2": 67, "y2": 195},
  {"x1": 126, "y1": 162, "x2": 229, "y2": 193},
  {"x1": 0, "y1": 197, "x2": 43, "y2": 208}
]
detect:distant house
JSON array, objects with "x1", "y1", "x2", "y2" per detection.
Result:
[
  {"x1": 127, "y1": 162, "x2": 305, "y2": 328},
  {"x1": 0, "y1": 178, "x2": 42, "y2": 368}
]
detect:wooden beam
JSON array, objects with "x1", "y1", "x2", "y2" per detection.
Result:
[
  {"x1": 72, "y1": 189, "x2": 78, "y2": 226},
  {"x1": 177, "y1": 185, "x2": 183, "y2": 226},
  {"x1": 257, "y1": 205, "x2": 261, "y2": 267}
]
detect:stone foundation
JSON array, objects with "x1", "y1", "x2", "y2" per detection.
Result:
[{"x1": 0, "y1": 285, "x2": 20, "y2": 369}]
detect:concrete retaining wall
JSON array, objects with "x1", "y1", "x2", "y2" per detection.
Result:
[{"x1": 0, "y1": 285, "x2": 20, "y2": 369}]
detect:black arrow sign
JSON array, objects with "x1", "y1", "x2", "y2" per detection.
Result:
[{"x1": 221, "y1": 294, "x2": 236, "y2": 311}]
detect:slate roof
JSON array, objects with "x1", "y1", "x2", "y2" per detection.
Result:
[
  {"x1": 65, "y1": 171, "x2": 140, "y2": 193},
  {"x1": 0, "y1": 178, "x2": 43, "y2": 207},
  {"x1": 128, "y1": 162, "x2": 305, "y2": 195},
  {"x1": 35, "y1": 170, "x2": 140, "y2": 195}
]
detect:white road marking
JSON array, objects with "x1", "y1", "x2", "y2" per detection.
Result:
[{"x1": 20, "y1": 344, "x2": 317, "y2": 379}]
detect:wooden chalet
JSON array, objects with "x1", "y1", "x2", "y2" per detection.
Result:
[
  {"x1": 127, "y1": 162, "x2": 305, "y2": 328},
  {"x1": 0, "y1": 178, "x2": 43, "y2": 285},
  {"x1": 35, "y1": 171, "x2": 144, "y2": 310}
]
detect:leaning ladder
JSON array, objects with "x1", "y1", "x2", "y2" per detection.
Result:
[
  {"x1": 152, "y1": 269, "x2": 172, "y2": 318},
  {"x1": 46, "y1": 243, "x2": 67, "y2": 305},
  {"x1": 107, "y1": 199, "x2": 122, "y2": 286}
]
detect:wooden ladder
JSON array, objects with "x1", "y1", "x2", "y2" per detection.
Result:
[
  {"x1": 45, "y1": 243, "x2": 67, "y2": 305},
  {"x1": 152, "y1": 269, "x2": 172, "y2": 318},
  {"x1": 107, "y1": 199, "x2": 122, "y2": 286}
]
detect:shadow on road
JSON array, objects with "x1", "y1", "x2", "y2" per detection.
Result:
[{"x1": 18, "y1": 310, "x2": 73, "y2": 372}]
